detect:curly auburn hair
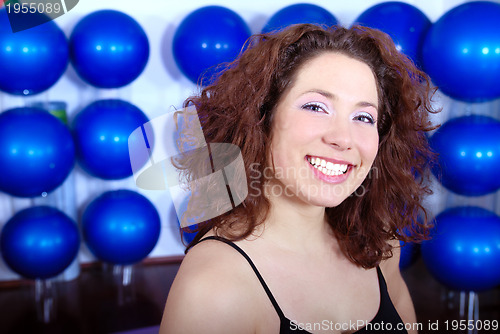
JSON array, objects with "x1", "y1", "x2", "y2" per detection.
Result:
[{"x1": 181, "y1": 24, "x2": 438, "y2": 268}]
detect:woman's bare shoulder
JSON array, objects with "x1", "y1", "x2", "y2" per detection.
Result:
[
  {"x1": 178, "y1": 238, "x2": 256, "y2": 285},
  {"x1": 159, "y1": 239, "x2": 259, "y2": 334}
]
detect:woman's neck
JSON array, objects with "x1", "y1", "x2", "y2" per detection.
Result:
[{"x1": 257, "y1": 182, "x2": 335, "y2": 254}]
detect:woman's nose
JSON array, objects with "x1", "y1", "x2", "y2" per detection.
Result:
[{"x1": 322, "y1": 117, "x2": 353, "y2": 151}]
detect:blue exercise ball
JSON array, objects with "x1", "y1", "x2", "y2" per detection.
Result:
[
  {"x1": 0, "y1": 107, "x2": 75, "y2": 197},
  {"x1": 82, "y1": 189, "x2": 161, "y2": 265},
  {"x1": 421, "y1": 206, "x2": 500, "y2": 292},
  {"x1": 176, "y1": 197, "x2": 218, "y2": 245},
  {"x1": 173, "y1": 6, "x2": 250, "y2": 85},
  {"x1": 179, "y1": 223, "x2": 197, "y2": 245},
  {"x1": 1, "y1": 206, "x2": 80, "y2": 280},
  {"x1": 429, "y1": 115, "x2": 500, "y2": 196},
  {"x1": 175, "y1": 196, "x2": 197, "y2": 244},
  {"x1": 422, "y1": 1, "x2": 500, "y2": 101},
  {"x1": 353, "y1": 2, "x2": 431, "y2": 66},
  {"x1": 399, "y1": 240, "x2": 419, "y2": 270},
  {"x1": 262, "y1": 4, "x2": 338, "y2": 33},
  {"x1": 183, "y1": 229, "x2": 196, "y2": 244},
  {"x1": 69, "y1": 10, "x2": 149, "y2": 88},
  {"x1": 72, "y1": 99, "x2": 150, "y2": 180},
  {"x1": 0, "y1": 9, "x2": 68, "y2": 95}
]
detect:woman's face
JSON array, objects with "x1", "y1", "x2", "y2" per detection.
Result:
[{"x1": 268, "y1": 52, "x2": 379, "y2": 208}]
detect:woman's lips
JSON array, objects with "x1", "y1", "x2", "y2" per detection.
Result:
[{"x1": 306, "y1": 155, "x2": 354, "y2": 184}]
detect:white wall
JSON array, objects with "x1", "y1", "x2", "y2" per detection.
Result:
[{"x1": 0, "y1": 0, "x2": 497, "y2": 281}]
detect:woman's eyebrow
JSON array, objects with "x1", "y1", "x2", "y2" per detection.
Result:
[
  {"x1": 356, "y1": 101, "x2": 379, "y2": 111},
  {"x1": 301, "y1": 88, "x2": 334, "y2": 99}
]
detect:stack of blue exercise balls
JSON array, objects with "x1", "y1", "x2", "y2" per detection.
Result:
[
  {"x1": 424, "y1": 118, "x2": 500, "y2": 291},
  {"x1": 0, "y1": 8, "x2": 159, "y2": 276},
  {"x1": 421, "y1": 1, "x2": 500, "y2": 293},
  {"x1": 68, "y1": 10, "x2": 152, "y2": 181},
  {"x1": 67, "y1": 10, "x2": 159, "y2": 265},
  {"x1": 0, "y1": 13, "x2": 74, "y2": 198},
  {"x1": 0, "y1": 10, "x2": 79, "y2": 283}
]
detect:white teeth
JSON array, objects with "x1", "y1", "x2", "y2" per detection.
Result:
[{"x1": 307, "y1": 156, "x2": 349, "y2": 176}]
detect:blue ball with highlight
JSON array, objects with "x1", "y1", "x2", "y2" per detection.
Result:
[
  {"x1": 422, "y1": 206, "x2": 500, "y2": 292},
  {"x1": 0, "y1": 9, "x2": 68, "y2": 95},
  {"x1": 173, "y1": 6, "x2": 250, "y2": 85},
  {"x1": 1, "y1": 206, "x2": 80, "y2": 280},
  {"x1": 69, "y1": 10, "x2": 149, "y2": 88},
  {"x1": 422, "y1": 1, "x2": 500, "y2": 101},
  {"x1": 429, "y1": 115, "x2": 500, "y2": 196},
  {"x1": 72, "y1": 99, "x2": 150, "y2": 180},
  {"x1": 0, "y1": 107, "x2": 75, "y2": 197},
  {"x1": 82, "y1": 190, "x2": 161, "y2": 265}
]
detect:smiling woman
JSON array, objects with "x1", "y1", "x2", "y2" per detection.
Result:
[{"x1": 160, "y1": 24, "x2": 438, "y2": 334}]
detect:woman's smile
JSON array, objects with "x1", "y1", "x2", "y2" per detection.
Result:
[{"x1": 305, "y1": 155, "x2": 353, "y2": 183}]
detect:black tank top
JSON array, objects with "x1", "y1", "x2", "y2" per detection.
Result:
[{"x1": 197, "y1": 236, "x2": 408, "y2": 334}]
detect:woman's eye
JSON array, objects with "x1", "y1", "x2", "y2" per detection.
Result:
[
  {"x1": 301, "y1": 102, "x2": 327, "y2": 113},
  {"x1": 354, "y1": 112, "x2": 376, "y2": 125}
]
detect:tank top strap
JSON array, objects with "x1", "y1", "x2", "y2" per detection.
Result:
[{"x1": 197, "y1": 236, "x2": 287, "y2": 319}]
